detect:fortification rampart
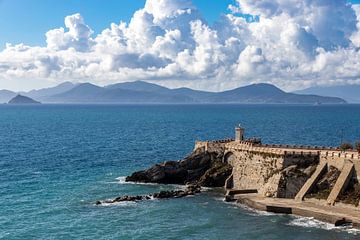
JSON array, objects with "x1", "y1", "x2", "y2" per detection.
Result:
[
  {"x1": 195, "y1": 134, "x2": 360, "y2": 201},
  {"x1": 194, "y1": 139, "x2": 234, "y2": 154}
]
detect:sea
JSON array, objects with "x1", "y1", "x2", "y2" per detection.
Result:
[{"x1": 1, "y1": 104, "x2": 360, "y2": 240}]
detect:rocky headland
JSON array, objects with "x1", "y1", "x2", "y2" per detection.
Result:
[
  {"x1": 96, "y1": 149, "x2": 232, "y2": 205},
  {"x1": 125, "y1": 149, "x2": 232, "y2": 187}
]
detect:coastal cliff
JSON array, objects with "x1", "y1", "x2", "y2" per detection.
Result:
[
  {"x1": 96, "y1": 148, "x2": 232, "y2": 205},
  {"x1": 125, "y1": 149, "x2": 232, "y2": 187}
]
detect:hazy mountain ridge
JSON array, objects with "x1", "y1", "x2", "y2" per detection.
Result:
[
  {"x1": 0, "y1": 90, "x2": 17, "y2": 103},
  {"x1": 294, "y1": 85, "x2": 360, "y2": 103},
  {"x1": 0, "y1": 81, "x2": 347, "y2": 104}
]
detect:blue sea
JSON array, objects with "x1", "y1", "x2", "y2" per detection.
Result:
[{"x1": 1, "y1": 104, "x2": 360, "y2": 240}]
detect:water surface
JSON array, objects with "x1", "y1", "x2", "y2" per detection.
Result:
[{"x1": 1, "y1": 104, "x2": 360, "y2": 239}]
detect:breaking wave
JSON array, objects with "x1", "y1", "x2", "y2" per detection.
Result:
[{"x1": 288, "y1": 216, "x2": 360, "y2": 235}]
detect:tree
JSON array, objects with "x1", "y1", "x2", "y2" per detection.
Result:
[
  {"x1": 355, "y1": 141, "x2": 360, "y2": 153},
  {"x1": 339, "y1": 142, "x2": 353, "y2": 151}
]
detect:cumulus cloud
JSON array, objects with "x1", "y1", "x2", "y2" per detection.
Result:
[
  {"x1": 46, "y1": 13, "x2": 93, "y2": 52},
  {"x1": 1, "y1": 0, "x2": 360, "y2": 91}
]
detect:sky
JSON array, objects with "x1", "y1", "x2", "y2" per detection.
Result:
[
  {"x1": 0, "y1": 0, "x2": 234, "y2": 49},
  {"x1": 1, "y1": 0, "x2": 360, "y2": 91}
]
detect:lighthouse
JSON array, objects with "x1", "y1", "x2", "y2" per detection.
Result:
[{"x1": 235, "y1": 124, "x2": 245, "y2": 142}]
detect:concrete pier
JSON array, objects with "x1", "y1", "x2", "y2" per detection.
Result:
[{"x1": 236, "y1": 194, "x2": 360, "y2": 228}]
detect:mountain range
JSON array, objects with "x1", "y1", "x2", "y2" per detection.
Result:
[
  {"x1": 295, "y1": 85, "x2": 360, "y2": 103},
  {"x1": 0, "y1": 81, "x2": 347, "y2": 104}
]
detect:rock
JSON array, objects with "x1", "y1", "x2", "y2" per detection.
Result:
[
  {"x1": 277, "y1": 165, "x2": 314, "y2": 198},
  {"x1": 96, "y1": 185, "x2": 202, "y2": 205},
  {"x1": 306, "y1": 166, "x2": 341, "y2": 200},
  {"x1": 316, "y1": 166, "x2": 340, "y2": 191},
  {"x1": 265, "y1": 191, "x2": 274, "y2": 197},
  {"x1": 197, "y1": 162, "x2": 233, "y2": 187},
  {"x1": 125, "y1": 151, "x2": 232, "y2": 187},
  {"x1": 303, "y1": 165, "x2": 317, "y2": 176}
]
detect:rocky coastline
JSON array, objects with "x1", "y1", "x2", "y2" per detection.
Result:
[{"x1": 96, "y1": 149, "x2": 232, "y2": 205}]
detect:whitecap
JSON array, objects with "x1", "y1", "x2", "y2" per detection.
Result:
[
  {"x1": 288, "y1": 216, "x2": 360, "y2": 235},
  {"x1": 216, "y1": 197, "x2": 277, "y2": 216},
  {"x1": 114, "y1": 176, "x2": 203, "y2": 191},
  {"x1": 237, "y1": 203, "x2": 277, "y2": 216},
  {"x1": 114, "y1": 176, "x2": 160, "y2": 186},
  {"x1": 95, "y1": 201, "x2": 137, "y2": 207}
]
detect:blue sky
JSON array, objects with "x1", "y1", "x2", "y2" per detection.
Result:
[{"x1": 0, "y1": 0, "x2": 235, "y2": 48}]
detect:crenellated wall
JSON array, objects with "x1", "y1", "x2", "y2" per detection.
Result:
[{"x1": 194, "y1": 139, "x2": 233, "y2": 155}]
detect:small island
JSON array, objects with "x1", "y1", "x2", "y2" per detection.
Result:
[{"x1": 8, "y1": 95, "x2": 41, "y2": 104}]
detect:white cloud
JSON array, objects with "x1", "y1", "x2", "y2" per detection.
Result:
[
  {"x1": 46, "y1": 13, "x2": 94, "y2": 52},
  {"x1": 1, "y1": 0, "x2": 360, "y2": 91},
  {"x1": 351, "y1": 4, "x2": 360, "y2": 47}
]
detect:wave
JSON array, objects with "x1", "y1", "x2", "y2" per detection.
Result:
[
  {"x1": 216, "y1": 197, "x2": 276, "y2": 216},
  {"x1": 114, "y1": 176, "x2": 211, "y2": 191},
  {"x1": 288, "y1": 216, "x2": 360, "y2": 235},
  {"x1": 95, "y1": 201, "x2": 138, "y2": 207}
]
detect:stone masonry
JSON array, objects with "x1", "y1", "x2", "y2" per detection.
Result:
[{"x1": 194, "y1": 126, "x2": 360, "y2": 206}]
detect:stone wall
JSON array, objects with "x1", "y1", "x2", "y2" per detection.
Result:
[
  {"x1": 194, "y1": 139, "x2": 360, "y2": 200},
  {"x1": 230, "y1": 150, "x2": 284, "y2": 196},
  {"x1": 223, "y1": 141, "x2": 322, "y2": 197},
  {"x1": 194, "y1": 140, "x2": 233, "y2": 155}
]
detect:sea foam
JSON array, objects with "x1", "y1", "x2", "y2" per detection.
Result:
[{"x1": 288, "y1": 216, "x2": 360, "y2": 235}]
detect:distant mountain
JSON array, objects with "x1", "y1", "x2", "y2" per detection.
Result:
[
  {"x1": 106, "y1": 81, "x2": 170, "y2": 93},
  {"x1": 295, "y1": 85, "x2": 360, "y2": 103},
  {"x1": 0, "y1": 90, "x2": 17, "y2": 103},
  {"x1": 215, "y1": 83, "x2": 346, "y2": 104},
  {"x1": 23, "y1": 82, "x2": 75, "y2": 101},
  {"x1": 1, "y1": 81, "x2": 346, "y2": 104},
  {"x1": 46, "y1": 82, "x2": 194, "y2": 103},
  {"x1": 41, "y1": 81, "x2": 346, "y2": 104},
  {"x1": 8, "y1": 95, "x2": 41, "y2": 104}
]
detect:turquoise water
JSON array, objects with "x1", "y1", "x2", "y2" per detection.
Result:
[{"x1": 1, "y1": 104, "x2": 360, "y2": 240}]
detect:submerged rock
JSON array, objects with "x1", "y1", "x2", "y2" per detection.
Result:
[{"x1": 96, "y1": 185, "x2": 201, "y2": 205}]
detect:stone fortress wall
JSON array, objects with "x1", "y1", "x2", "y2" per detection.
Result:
[{"x1": 194, "y1": 126, "x2": 360, "y2": 206}]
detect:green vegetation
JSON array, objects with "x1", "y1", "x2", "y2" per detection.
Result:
[
  {"x1": 339, "y1": 142, "x2": 353, "y2": 151},
  {"x1": 355, "y1": 141, "x2": 360, "y2": 153}
]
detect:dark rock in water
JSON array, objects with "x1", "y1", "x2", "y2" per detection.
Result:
[
  {"x1": 96, "y1": 185, "x2": 202, "y2": 205},
  {"x1": 125, "y1": 150, "x2": 232, "y2": 187},
  {"x1": 104, "y1": 149, "x2": 232, "y2": 206},
  {"x1": 8, "y1": 95, "x2": 41, "y2": 104}
]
